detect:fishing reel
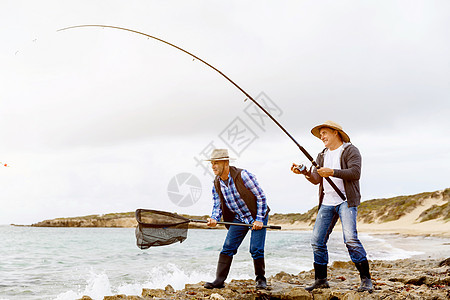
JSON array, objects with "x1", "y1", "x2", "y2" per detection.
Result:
[{"x1": 293, "y1": 163, "x2": 309, "y2": 175}]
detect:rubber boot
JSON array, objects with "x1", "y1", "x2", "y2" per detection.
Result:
[
  {"x1": 204, "y1": 254, "x2": 233, "y2": 289},
  {"x1": 253, "y1": 258, "x2": 267, "y2": 289},
  {"x1": 305, "y1": 263, "x2": 330, "y2": 291},
  {"x1": 355, "y1": 260, "x2": 373, "y2": 293}
]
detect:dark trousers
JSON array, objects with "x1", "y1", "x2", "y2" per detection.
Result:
[{"x1": 221, "y1": 215, "x2": 268, "y2": 260}]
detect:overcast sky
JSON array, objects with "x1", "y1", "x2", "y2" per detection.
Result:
[{"x1": 1, "y1": 1, "x2": 449, "y2": 225}]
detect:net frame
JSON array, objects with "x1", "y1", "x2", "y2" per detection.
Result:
[{"x1": 135, "y1": 209, "x2": 190, "y2": 249}]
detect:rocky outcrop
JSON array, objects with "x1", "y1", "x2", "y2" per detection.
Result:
[
  {"x1": 32, "y1": 217, "x2": 137, "y2": 228},
  {"x1": 77, "y1": 258, "x2": 449, "y2": 300},
  {"x1": 31, "y1": 215, "x2": 214, "y2": 229}
]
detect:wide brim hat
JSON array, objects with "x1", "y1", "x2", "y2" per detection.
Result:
[
  {"x1": 311, "y1": 120, "x2": 351, "y2": 143},
  {"x1": 204, "y1": 149, "x2": 236, "y2": 161}
]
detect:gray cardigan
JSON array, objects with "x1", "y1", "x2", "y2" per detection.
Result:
[{"x1": 306, "y1": 143, "x2": 362, "y2": 208}]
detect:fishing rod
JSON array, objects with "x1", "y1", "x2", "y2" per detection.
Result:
[{"x1": 57, "y1": 24, "x2": 346, "y2": 201}]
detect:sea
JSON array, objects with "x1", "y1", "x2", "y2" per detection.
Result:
[{"x1": 1, "y1": 225, "x2": 449, "y2": 300}]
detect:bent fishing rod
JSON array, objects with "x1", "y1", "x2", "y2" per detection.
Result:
[{"x1": 57, "y1": 24, "x2": 346, "y2": 201}]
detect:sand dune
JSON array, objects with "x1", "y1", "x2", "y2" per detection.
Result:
[{"x1": 279, "y1": 195, "x2": 450, "y2": 237}]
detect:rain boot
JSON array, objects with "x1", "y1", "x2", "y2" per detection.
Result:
[
  {"x1": 305, "y1": 263, "x2": 330, "y2": 291},
  {"x1": 204, "y1": 253, "x2": 233, "y2": 289},
  {"x1": 253, "y1": 258, "x2": 267, "y2": 289},
  {"x1": 355, "y1": 260, "x2": 373, "y2": 293}
]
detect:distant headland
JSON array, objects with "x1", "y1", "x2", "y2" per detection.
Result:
[{"x1": 29, "y1": 188, "x2": 449, "y2": 237}]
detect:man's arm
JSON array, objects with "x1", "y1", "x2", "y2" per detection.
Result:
[
  {"x1": 208, "y1": 185, "x2": 222, "y2": 227},
  {"x1": 305, "y1": 152, "x2": 323, "y2": 184},
  {"x1": 333, "y1": 146, "x2": 361, "y2": 181},
  {"x1": 305, "y1": 165, "x2": 322, "y2": 184}
]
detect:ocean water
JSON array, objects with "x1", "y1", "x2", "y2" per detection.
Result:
[{"x1": 0, "y1": 225, "x2": 447, "y2": 300}]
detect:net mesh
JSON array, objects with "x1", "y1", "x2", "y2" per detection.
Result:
[{"x1": 135, "y1": 209, "x2": 190, "y2": 249}]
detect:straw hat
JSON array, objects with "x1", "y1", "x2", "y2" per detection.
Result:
[
  {"x1": 204, "y1": 149, "x2": 236, "y2": 161},
  {"x1": 311, "y1": 120, "x2": 350, "y2": 143}
]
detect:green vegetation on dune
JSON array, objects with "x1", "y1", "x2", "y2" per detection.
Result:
[
  {"x1": 357, "y1": 188, "x2": 449, "y2": 223},
  {"x1": 53, "y1": 212, "x2": 135, "y2": 221},
  {"x1": 418, "y1": 188, "x2": 450, "y2": 222},
  {"x1": 271, "y1": 188, "x2": 449, "y2": 225},
  {"x1": 270, "y1": 207, "x2": 318, "y2": 226}
]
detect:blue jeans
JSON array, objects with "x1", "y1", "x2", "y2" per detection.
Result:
[
  {"x1": 221, "y1": 215, "x2": 268, "y2": 260},
  {"x1": 311, "y1": 201, "x2": 367, "y2": 265}
]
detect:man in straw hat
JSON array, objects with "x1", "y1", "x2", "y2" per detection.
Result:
[
  {"x1": 204, "y1": 149, "x2": 270, "y2": 290},
  {"x1": 291, "y1": 121, "x2": 373, "y2": 293}
]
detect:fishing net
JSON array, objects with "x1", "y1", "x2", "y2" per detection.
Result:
[{"x1": 135, "y1": 209, "x2": 190, "y2": 249}]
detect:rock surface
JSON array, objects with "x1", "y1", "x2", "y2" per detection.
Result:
[{"x1": 78, "y1": 258, "x2": 449, "y2": 300}]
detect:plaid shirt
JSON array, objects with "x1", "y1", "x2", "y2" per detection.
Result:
[{"x1": 211, "y1": 169, "x2": 268, "y2": 224}]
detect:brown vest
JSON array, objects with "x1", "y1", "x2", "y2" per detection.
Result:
[{"x1": 214, "y1": 166, "x2": 269, "y2": 228}]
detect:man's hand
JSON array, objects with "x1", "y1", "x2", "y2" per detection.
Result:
[
  {"x1": 207, "y1": 218, "x2": 217, "y2": 227},
  {"x1": 291, "y1": 163, "x2": 301, "y2": 174},
  {"x1": 252, "y1": 221, "x2": 263, "y2": 230},
  {"x1": 318, "y1": 167, "x2": 334, "y2": 178}
]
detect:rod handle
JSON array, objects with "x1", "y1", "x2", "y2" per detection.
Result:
[{"x1": 190, "y1": 219, "x2": 281, "y2": 229}]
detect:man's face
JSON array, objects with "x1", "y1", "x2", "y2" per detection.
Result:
[
  {"x1": 211, "y1": 160, "x2": 227, "y2": 176},
  {"x1": 319, "y1": 127, "x2": 340, "y2": 149}
]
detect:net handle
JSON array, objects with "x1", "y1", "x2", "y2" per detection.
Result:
[{"x1": 190, "y1": 219, "x2": 281, "y2": 230}]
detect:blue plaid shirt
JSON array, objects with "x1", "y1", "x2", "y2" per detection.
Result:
[{"x1": 211, "y1": 169, "x2": 268, "y2": 224}]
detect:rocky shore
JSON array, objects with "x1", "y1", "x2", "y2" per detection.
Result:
[{"x1": 76, "y1": 257, "x2": 449, "y2": 300}]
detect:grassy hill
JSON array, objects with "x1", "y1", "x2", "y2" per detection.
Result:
[
  {"x1": 271, "y1": 188, "x2": 449, "y2": 225},
  {"x1": 358, "y1": 188, "x2": 449, "y2": 223}
]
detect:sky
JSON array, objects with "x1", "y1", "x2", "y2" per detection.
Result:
[{"x1": 1, "y1": 0, "x2": 449, "y2": 225}]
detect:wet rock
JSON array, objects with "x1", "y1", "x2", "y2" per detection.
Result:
[
  {"x1": 93, "y1": 258, "x2": 449, "y2": 300},
  {"x1": 164, "y1": 284, "x2": 175, "y2": 293},
  {"x1": 331, "y1": 261, "x2": 353, "y2": 269},
  {"x1": 437, "y1": 276, "x2": 450, "y2": 286},
  {"x1": 439, "y1": 257, "x2": 450, "y2": 267},
  {"x1": 310, "y1": 289, "x2": 339, "y2": 300},
  {"x1": 104, "y1": 296, "x2": 144, "y2": 300},
  {"x1": 405, "y1": 275, "x2": 432, "y2": 286},
  {"x1": 141, "y1": 288, "x2": 168, "y2": 298},
  {"x1": 103, "y1": 295, "x2": 137, "y2": 300},
  {"x1": 273, "y1": 271, "x2": 296, "y2": 282},
  {"x1": 280, "y1": 287, "x2": 311, "y2": 299},
  {"x1": 341, "y1": 291, "x2": 360, "y2": 300},
  {"x1": 210, "y1": 293, "x2": 225, "y2": 300}
]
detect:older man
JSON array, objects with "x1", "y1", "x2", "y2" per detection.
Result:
[
  {"x1": 204, "y1": 149, "x2": 269, "y2": 290},
  {"x1": 291, "y1": 121, "x2": 373, "y2": 293}
]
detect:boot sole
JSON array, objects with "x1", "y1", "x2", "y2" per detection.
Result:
[{"x1": 204, "y1": 283, "x2": 225, "y2": 289}]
